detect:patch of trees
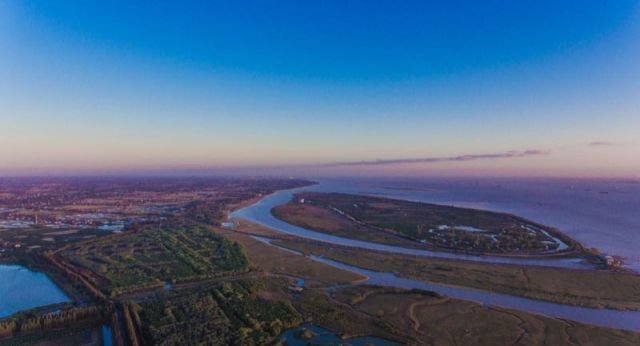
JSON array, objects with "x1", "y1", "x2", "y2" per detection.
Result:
[
  {"x1": 59, "y1": 223, "x2": 250, "y2": 297},
  {"x1": 0, "y1": 320, "x2": 17, "y2": 339},
  {"x1": 140, "y1": 280, "x2": 301, "y2": 345},
  {"x1": 0, "y1": 305, "x2": 105, "y2": 339}
]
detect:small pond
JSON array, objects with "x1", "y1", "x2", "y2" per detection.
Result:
[{"x1": 279, "y1": 324, "x2": 401, "y2": 346}]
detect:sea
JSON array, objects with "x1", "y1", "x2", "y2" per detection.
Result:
[{"x1": 313, "y1": 177, "x2": 640, "y2": 271}]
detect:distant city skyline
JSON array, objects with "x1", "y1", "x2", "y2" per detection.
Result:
[{"x1": 1, "y1": 1, "x2": 639, "y2": 177}]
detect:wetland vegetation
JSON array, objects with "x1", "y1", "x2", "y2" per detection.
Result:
[
  {"x1": 2, "y1": 178, "x2": 640, "y2": 345},
  {"x1": 275, "y1": 237, "x2": 640, "y2": 311},
  {"x1": 273, "y1": 192, "x2": 583, "y2": 256}
]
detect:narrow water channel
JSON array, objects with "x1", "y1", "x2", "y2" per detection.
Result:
[
  {"x1": 231, "y1": 184, "x2": 640, "y2": 332},
  {"x1": 311, "y1": 255, "x2": 640, "y2": 332},
  {"x1": 230, "y1": 183, "x2": 592, "y2": 270}
]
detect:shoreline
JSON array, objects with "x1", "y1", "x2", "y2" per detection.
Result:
[
  {"x1": 227, "y1": 222, "x2": 640, "y2": 332},
  {"x1": 230, "y1": 184, "x2": 597, "y2": 270},
  {"x1": 228, "y1": 185, "x2": 640, "y2": 332},
  {"x1": 275, "y1": 191, "x2": 589, "y2": 260},
  {"x1": 0, "y1": 262, "x2": 73, "y2": 320}
]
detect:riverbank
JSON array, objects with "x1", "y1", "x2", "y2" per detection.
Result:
[
  {"x1": 231, "y1": 183, "x2": 596, "y2": 270},
  {"x1": 274, "y1": 236, "x2": 640, "y2": 311},
  {"x1": 226, "y1": 220, "x2": 640, "y2": 311},
  {"x1": 0, "y1": 252, "x2": 92, "y2": 306},
  {"x1": 229, "y1": 183, "x2": 640, "y2": 333},
  {"x1": 220, "y1": 219, "x2": 640, "y2": 341},
  {"x1": 272, "y1": 191, "x2": 589, "y2": 259},
  {"x1": 311, "y1": 178, "x2": 640, "y2": 271}
]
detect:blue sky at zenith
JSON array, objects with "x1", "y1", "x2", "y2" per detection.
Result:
[{"x1": 1, "y1": 1, "x2": 639, "y2": 176}]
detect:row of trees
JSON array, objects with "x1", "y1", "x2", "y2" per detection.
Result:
[
  {"x1": 0, "y1": 305, "x2": 104, "y2": 339},
  {"x1": 0, "y1": 320, "x2": 17, "y2": 339},
  {"x1": 45, "y1": 252, "x2": 107, "y2": 300},
  {"x1": 123, "y1": 302, "x2": 142, "y2": 346}
]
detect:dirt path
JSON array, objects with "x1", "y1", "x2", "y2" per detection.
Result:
[{"x1": 407, "y1": 297, "x2": 450, "y2": 333}]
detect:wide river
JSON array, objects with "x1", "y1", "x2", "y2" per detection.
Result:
[
  {"x1": 0, "y1": 264, "x2": 70, "y2": 318},
  {"x1": 231, "y1": 178, "x2": 640, "y2": 332},
  {"x1": 233, "y1": 180, "x2": 592, "y2": 269}
]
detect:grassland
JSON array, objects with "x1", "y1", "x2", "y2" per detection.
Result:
[
  {"x1": 273, "y1": 192, "x2": 583, "y2": 256},
  {"x1": 275, "y1": 237, "x2": 640, "y2": 310},
  {"x1": 331, "y1": 285, "x2": 640, "y2": 346},
  {"x1": 215, "y1": 221, "x2": 366, "y2": 287},
  {"x1": 207, "y1": 220, "x2": 640, "y2": 345}
]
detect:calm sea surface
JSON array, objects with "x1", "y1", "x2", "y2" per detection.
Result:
[
  {"x1": 312, "y1": 177, "x2": 640, "y2": 271},
  {"x1": 231, "y1": 178, "x2": 640, "y2": 331},
  {"x1": 0, "y1": 264, "x2": 70, "y2": 318}
]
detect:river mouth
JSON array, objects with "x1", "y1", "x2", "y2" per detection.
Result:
[
  {"x1": 230, "y1": 181, "x2": 640, "y2": 332},
  {"x1": 0, "y1": 264, "x2": 70, "y2": 318},
  {"x1": 231, "y1": 181, "x2": 592, "y2": 270}
]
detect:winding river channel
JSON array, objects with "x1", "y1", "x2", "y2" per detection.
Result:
[
  {"x1": 231, "y1": 181, "x2": 640, "y2": 332},
  {"x1": 232, "y1": 182, "x2": 591, "y2": 270}
]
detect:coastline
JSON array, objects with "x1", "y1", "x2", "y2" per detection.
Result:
[
  {"x1": 272, "y1": 192, "x2": 592, "y2": 261},
  {"x1": 228, "y1": 183, "x2": 640, "y2": 332}
]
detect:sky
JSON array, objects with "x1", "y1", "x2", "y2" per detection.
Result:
[{"x1": 1, "y1": 1, "x2": 639, "y2": 177}]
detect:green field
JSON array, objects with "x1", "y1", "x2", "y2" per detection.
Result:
[{"x1": 59, "y1": 224, "x2": 249, "y2": 296}]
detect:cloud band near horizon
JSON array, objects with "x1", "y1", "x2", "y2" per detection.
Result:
[{"x1": 330, "y1": 150, "x2": 550, "y2": 166}]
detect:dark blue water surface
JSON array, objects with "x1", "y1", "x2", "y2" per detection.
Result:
[
  {"x1": 279, "y1": 323, "x2": 401, "y2": 346},
  {"x1": 101, "y1": 324, "x2": 113, "y2": 346},
  {"x1": 338, "y1": 177, "x2": 640, "y2": 271},
  {"x1": 0, "y1": 264, "x2": 70, "y2": 318}
]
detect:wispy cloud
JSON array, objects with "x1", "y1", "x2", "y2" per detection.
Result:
[
  {"x1": 588, "y1": 141, "x2": 614, "y2": 147},
  {"x1": 330, "y1": 150, "x2": 550, "y2": 166}
]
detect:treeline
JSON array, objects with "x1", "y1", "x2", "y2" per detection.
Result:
[
  {"x1": 0, "y1": 305, "x2": 105, "y2": 339},
  {"x1": 0, "y1": 320, "x2": 17, "y2": 339},
  {"x1": 109, "y1": 281, "x2": 165, "y2": 298},
  {"x1": 123, "y1": 302, "x2": 145, "y2": 346},
  {"x1": 45, "y1": 252, "x2": 107, "y2": 300}
]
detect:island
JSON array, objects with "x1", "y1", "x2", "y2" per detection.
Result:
[{"x1": 273, "y1": 192, "x2": 583, "y2": 257}]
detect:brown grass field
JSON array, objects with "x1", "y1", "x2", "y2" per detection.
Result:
[{"x1": 276, "y1": 237, "x2": 640, "y2": 310}]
